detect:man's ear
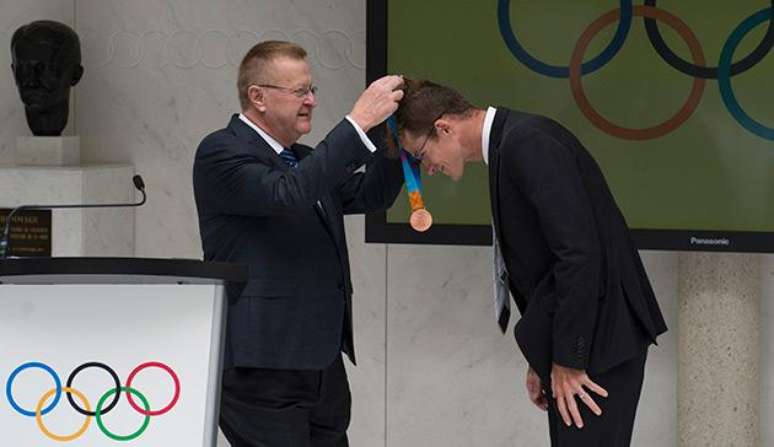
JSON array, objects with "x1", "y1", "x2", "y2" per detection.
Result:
[
  {"x1": 248, "y1": 85, "x2": 266, "y2": 112},
  {"x1": 435, "y1": 118, "x2": 452, "y2": 136},
  {"x1": 71, "y1": 64, "x2": 84, "y2": 85}
]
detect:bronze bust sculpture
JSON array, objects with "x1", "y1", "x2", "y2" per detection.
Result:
[{"x1": 11, "y1": 21, "x2": 84, "y2": 136}]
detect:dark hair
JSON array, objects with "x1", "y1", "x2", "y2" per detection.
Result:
[
  {"x1": 396, "y1": 79, "x2": 474, "y2": 137},
  {"x1": 384, "y1": 79, "x2": 475, "y2": 154},
  {"x1": 237, "y1": 40, "x2": 307, "y2": 110}
]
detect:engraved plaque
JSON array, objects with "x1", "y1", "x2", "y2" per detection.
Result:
[{"x1": 0, "y1": 209, "x2": 52, "y2": 257}]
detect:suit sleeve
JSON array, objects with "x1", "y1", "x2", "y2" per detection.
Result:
[
  {"x1": 506, "y1": 127, "x2": 602, "y2": 370},
  {"x1": 194, "y1": 119, "x2": 371, "y2": 217},
  {"x1": 337, "y1": 123, "x2": 405, "y2": 214}
]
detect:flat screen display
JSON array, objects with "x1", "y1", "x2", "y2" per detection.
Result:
[{"x1": 366, "y1": 0, "x2": 774, "y2": 252}]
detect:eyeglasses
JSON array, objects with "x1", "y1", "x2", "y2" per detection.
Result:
[
  {"x1": 414, "y1": 129, "x2": 433, "y2": 162},
  {"x1": 257, "y1": 84, "x2": 318, "y2": 98},
  {"x1": 412, "y1": 109, "x2": 448, "y2": 161}
]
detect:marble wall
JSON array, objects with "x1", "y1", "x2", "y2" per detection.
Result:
[
  {"x1": 761, "y1": 255, "x2": 774, "y2": 447},
  {"x1": 0, "y1": 1, "x2": 772, "y2": 446},
  {"x1": 74, "y1": 0, "x2": 368, "y2": 259},
  {"x1": 379, "y1": 247, "x2": 680, "y2": 447}
]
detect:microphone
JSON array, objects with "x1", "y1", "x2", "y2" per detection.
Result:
[
  {"x1": 133, "y1": 174, "x2": 145, "y2": 192},
  {"x1": 0, "y1": 174, "x2": 147, "y2": 259}
]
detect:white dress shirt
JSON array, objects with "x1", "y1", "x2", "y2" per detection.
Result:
[{"x1": 481, "y1": 106, "x2": 497, "y2": 165}]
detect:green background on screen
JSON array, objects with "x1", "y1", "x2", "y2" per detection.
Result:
[{"x1": 386, "y1": 1, "x2": 773, "y2": 231}]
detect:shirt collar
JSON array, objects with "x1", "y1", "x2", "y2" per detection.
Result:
[
  {"x1": 481, "y1": 106, "x2": 497, "y2": 165},
  {"x1": 239, "y1": 113, "x2": 285, "y2": 155}
]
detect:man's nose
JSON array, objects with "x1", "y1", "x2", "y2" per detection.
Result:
[{"x1": 303, "y1": 92, "x2": 316, "y2": 107}]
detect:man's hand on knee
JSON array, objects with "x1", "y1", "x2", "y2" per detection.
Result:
[{"x1": 550, "y1": 363, "x2": 608, "y2": 429}]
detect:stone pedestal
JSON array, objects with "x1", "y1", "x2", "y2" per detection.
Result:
[
  {"x1": 678, "y1": 253, "x2": 760, "y2": 446},
  {"x1": 16, "y1": 136, "x2": 81, "y2": 166},
  {"x1": 0, "y1": 164, "x2": 135, "y2": 257}
]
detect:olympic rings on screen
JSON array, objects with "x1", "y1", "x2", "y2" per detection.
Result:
[
  {"x1": 497, "y1": 1, "x2": 774, "y2": 141},
  {"x1": 719, "y1": 7, "x2": 774, "y2": 140},
  {"x1": 643, "y1": 0, "x2": 774, "y2": 79},
  {"x1": 5, "y1": 361, "x2": 180, "y2": 442},
  {"x1": 498, "y1": 0, "x2": 633, "y2": 78},
  {"x1": 569, "y1": 6, "x2": 706, "y2": 140}
]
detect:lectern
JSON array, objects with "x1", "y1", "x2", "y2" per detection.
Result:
[{"x1": 0, "y1": 258, "x2": 246, "y2": 446}]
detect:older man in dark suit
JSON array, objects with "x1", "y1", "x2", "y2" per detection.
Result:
[
  {"x1": 395, "y1": 79, "x2": 667, "y2": 447},
  {"x1": 193, "y1": 41, "x2": 404, "y2": 446}
]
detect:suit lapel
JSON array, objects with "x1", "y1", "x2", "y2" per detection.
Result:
[
  {"x1": 488, "y1": 108, "x2": 509, "y2": 247},
  {"x1": 227, "y1": 114, "x2": 289, "y2": 171},
  {"x1": 229, "y1": 114, "x2": 340, "y2": 242}
]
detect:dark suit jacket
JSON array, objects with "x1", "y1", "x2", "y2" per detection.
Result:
[
  {"x1": 193, "y1": 114, "x2": 403, "y2": 370},
  {"x1": 488, "y1": 108, "x2": 667, "y2": 379}
]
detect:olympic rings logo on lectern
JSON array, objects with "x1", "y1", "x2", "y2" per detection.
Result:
[
  {"x1": 5, "y1": 361, "x2": 181, "y2": 442},
  {"x1": 497, "y1": 1, "x2": 774, "y2": 141}
]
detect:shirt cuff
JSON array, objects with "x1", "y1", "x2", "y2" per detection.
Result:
[{"x1": 345, "y1": 115, "x2": 377, "y2": 153}]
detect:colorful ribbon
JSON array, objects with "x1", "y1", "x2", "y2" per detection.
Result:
[{"x1": 386, "y1": 116, "x2": 433, "y2": 232}]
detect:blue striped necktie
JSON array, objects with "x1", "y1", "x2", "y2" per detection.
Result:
[{"x1": 279, "y1": 148, "x2": 298, "y2": 168}]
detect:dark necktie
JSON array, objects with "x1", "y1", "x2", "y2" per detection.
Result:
[{"x1": 279, "y1": 148, "x2": 298, "y2": 168}]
